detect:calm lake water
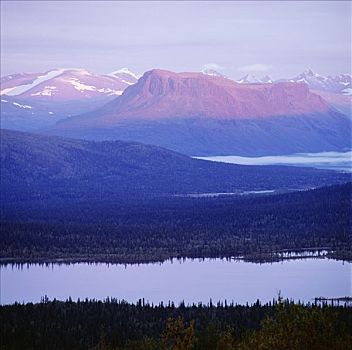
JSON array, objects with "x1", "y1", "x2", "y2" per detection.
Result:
[
  {"x1": 1, "y1": 258, "x2": 350, "y2": 305},
  {"x1": 195, "y1": 151, "x2": 352, "y2": 172}
]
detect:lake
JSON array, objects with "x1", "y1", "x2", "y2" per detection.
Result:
[
  {"x1": 195, "y1": 151, "x2": 352, "y2": 172},
  {"x1": 1, "y1": 258, "x2": 350, "y2": 305}
]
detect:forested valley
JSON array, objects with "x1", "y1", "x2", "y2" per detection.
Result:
[{"x1": 1, "y1": 183, "x2": 351, "y2": 264}]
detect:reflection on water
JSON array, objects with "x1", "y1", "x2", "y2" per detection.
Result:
[
  {"x1": 195, "y1": 151, "x2": 352, "y2": 172},
  {"x1": 1, "y1": 258, "x2": 350, "y2": 305},
  {"x1": 276, "y1": 250, "x2": 329, "y2": 258},
  {"x1": 180, "y1": 190, "x2": 276, "y2": 198}
]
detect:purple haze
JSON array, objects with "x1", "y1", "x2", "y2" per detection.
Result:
[{"x1": 1, "y1": 1, "x2": 351, "y2": 79}]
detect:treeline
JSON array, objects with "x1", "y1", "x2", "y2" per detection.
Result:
[
  {"x1": 1, "y1": 299, "x2": 351, "y2": 350},
  {"x1": 1, "y1": 183, "x2": 351, "y2": 264}
]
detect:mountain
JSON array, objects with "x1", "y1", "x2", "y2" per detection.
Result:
[
  {"x1": 49, "y1": 69, "x2": 351, "y2": 156},
  {"x1": 1, "y1": 68, "x2": 124, "y2": 100},
  {"x1": 0, "y1": 95, "x2": 64, "y2": 131},
  {"x1": 108, "y1": 67, "x2": 140, "y2": 84},
  {"x1": 0, "y1": 67, "x2": 140, "y2": 99},
  {"x1": 59, "y1": 69, "x2": 331, "y2": 121},
  {"x1": 236, "y1": 69, "x2": 351, "y2": 95},
  {"x1": 279, "y1": 69, "x2": 351, "y2": 95},
  {"x1": 235, "y1": 69, "x2": 351, "y2": 116},
  {"x1": 236, "y1": 74, "x2": 273, "y2": 84},
  {"x1": 276, "y1": 69, "x2": 351, "y2": 116},
  {"x1": 1, "y1": 129, "x2": 349, "y2": 203},
  {"x1": 0, "y1": 68, "x2": 138, "y2": 130},
  {"x1": 202, "y1": 68, "x2": 226, "y2": 78},
  {"x1": 306, "y1": 90, "x2": 351, "y2": 117}
]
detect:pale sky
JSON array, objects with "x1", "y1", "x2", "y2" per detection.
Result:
[{"x1": 1, "y1": 1, "x2": 351, "y2": 79}]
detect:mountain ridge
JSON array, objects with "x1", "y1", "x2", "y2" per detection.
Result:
[
  {"x1": 1, "y1": 128, "x2": 349, "y2": 203},
  {"x1": 47, "y1": 69, "x2": 351, "y2": 156},
  {"x1": 2, "y1": 68, "x2": 351, "y2": 156},
  {"x1": 0, "y1": 68, "x2": 139, "y2": 130},
  {"x1": 54, "y1": 69, "x2": 330, "y2": 127}
]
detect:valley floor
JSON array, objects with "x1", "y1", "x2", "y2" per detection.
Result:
[{"x1": 1, "y1": 183, "x2": 351, "y2": 265}]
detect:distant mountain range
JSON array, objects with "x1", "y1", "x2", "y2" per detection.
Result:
[
  {"x1": 277, "y1": 69, "x2": 351, "y2": 116},
  {"x1": 205, "y1": 69, "x2": 350, "y2": 116},
  {"x1": 0, "y1": 67, "x2": 138, "y2": 98},
  {"x1": 233, "y1": 69, "x2": 351, "y2": 95},
  {"x1": 1, "y1": 129, "x2": 349, "y2": 203},
  {"x1": 1, "y1": 67, "x2": 351, "y2": 156},
  {"x1": 58, "y1": 69, "x2": 331, "y2": 122},
  {"x1": 49, "y1": 69, "x2": 350, "y2": 156},
  {"x1": 232, "y1": 69, "x2": 352, "y2": 117},
  {"x1": 235, "y1": 74, "x2": 273, "y2": 84},
  {"x1": 0, "y1": 68, "x2": 138, "y2": 130}
]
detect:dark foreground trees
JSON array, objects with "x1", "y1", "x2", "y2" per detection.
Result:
[{"x1": 1, "y1": 299, "x2": 351, "y2": 350}]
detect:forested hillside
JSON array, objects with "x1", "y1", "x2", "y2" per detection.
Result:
[
  {"x1": 1, "y1": 299, "x2": 351, "y2": 350},
  {"x1": 1, "y1": 129, "x2": 349, "y2": 202},
  {"x1": 1, "y1": 183, "x2": 351, "y2": 264}
]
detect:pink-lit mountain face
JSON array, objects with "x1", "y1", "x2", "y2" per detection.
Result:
[
  {"x1": 234, "y1": 69, "x2": 351, "y2": 116},
  {"x1": 1, "y1": 68, "x2": 350, "y2": 156},
  {"x1": 51, "y1": 69, "x2": 350, "y2": 156},
  {"x1": 308, "y1": 90, "x2": 351, "y2": 117},
  {"x1": 274, "y1": 69, "x2": 351, "y2": 116},
  {"x1": 0, "y1": 68, "x2": 138, "y2": 101},
  {"x1": 0, "y1": 68, "x2": 138, "y2": 130},
  {"x1": 64, "y1": 69, "x2": 329, "y2": 126}
]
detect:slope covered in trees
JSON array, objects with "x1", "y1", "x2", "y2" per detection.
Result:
[
  {"x1": 1, "y1": 299, "x2": 351, "y2": 350},
  {"x1": 1, "y1": 183, "x2": 351, "y2": 264},
  {"x1": 1, "y1": 128, "x2": 349, "y2": 203}
]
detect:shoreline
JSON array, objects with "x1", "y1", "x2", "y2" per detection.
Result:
[{"x1": 1, "y1": 250, "x2": 350, "y2": 266}]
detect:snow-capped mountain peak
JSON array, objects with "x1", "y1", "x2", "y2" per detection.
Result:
[
  {"x1": 236, "y1": 74, "x2": 257, "y2": 84},
  {"x1": 0, "y1": 68, "x2": 134, "y2": 101},
  {"x1": 303, "y1": 68, "x2": 315, "y2": 77},
  {"x1": 201, "y1": 68, "x2": 225, "y2": 78},
  {"x1": 236, "y1": 74, "x2": 273, "y2": 84},
  {"x1": 108, "y1": 68, "x2": 140, "y2": 80},
  {"x1": 260, "y1": 75, "x2": 273, "y2": 83},
  {"x1": 58, "y1": 67, "x2": 91, "y2": 75},
  {"x1": 288, "y1": 70, "x2": 351, "y2": 94},
  {"x1": 0, "y1": 69, "x2": 66, "y2": 96}
]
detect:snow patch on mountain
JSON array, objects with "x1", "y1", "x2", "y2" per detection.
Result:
[
  {"x1": 109, "y1": 68, "x2": 140, "y2": 80},
  {"x1": 55, "y1": 68, "x2": 91, "y2": 75},
  {"x1": 261, "y1": 76, "x2": 273, "y2": 83},
  {"x1": 95, "y1": 88, "x2": 123, "y2": 95},
  {"x1": 13, "y1": 102, "x2": 32, "y2": 109},
  {"x1": 31, "y1": 86, "x2": 57, "y2": 96},
  {"x1": 60, "y1": 78, "x2": 123, "y2": 95},
  {"x1": 202, "y1": 69, "x2": 225, "y2": 78},
  {"x1": 342, "y1": 88, "x2": 352, "y2": 95},
  {"x1": 1, "y1": 88, "x2": 17, "y2": 95},
  {"x1": 236, "y1": 74, "x2": 273, "y2": 84},
  {"x1": 277, "y1": 70, "x2": 352, "y2": 94},
  {"x1": 1, "y1": 69, "x2": 65, "y2": 96},
  {"x1": 236, "y1": 69, "x2": 351, "y2": 95},
  {"x1": 69, "y1": 79, "x2": 97, "y2": 92},
  {"x1": 99, "y1": 88, "x2": 123, "y2": 96},
  {"x1": 119, "y1": 79, "x2": 135, "y2": 85}
]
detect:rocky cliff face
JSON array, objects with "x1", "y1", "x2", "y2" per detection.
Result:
[{"x1": 86, "y1": 69, "x2": 329, "y2": 124}]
